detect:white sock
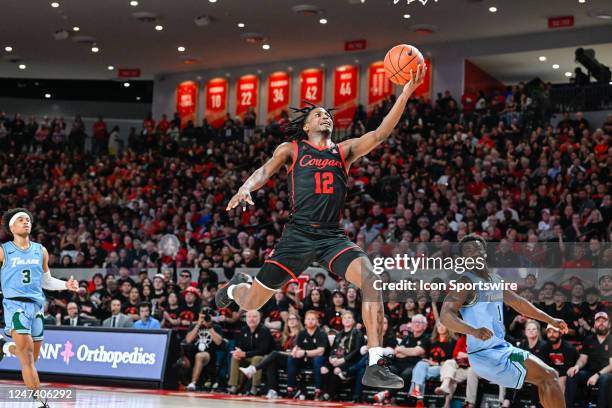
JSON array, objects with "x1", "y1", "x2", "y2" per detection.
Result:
[
  {"x1": 369, "y1": 346, "x2": 384, "y2": 366},
  {"x1": 3, "y1": 341, "x2": 14, "y2": 356},
  {"x1": 227, "y1": 285, "x2": 237, "y2": 300}
]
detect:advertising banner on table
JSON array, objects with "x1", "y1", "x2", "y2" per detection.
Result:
[
  {"x1": 0, "y1": 328, "x2": 170, "y2": 381},
  {"x1": 176, "y1": 81, "x2": 198, "y2": 128},
  {"x1": 368, "y1": 61, "x2": 393, "y2": 112},
  {"x1": 299, "y1": 68, "x2": 324, "y2": 107},
  {"x1": 267, "y1": 71, "x2": 291, "y2": 120},
  {"x1": 235, "y1": 74, "x2": 259, "y2": 119},
  {"x1": 414, "y1": 58, "x2": 432, "y2": 99},
  {"x1": 333, "y1": 64, "x2": 359, "y2": 128},
  {"x1": 205, "y1": 77, "x2": 228, "y2": 128}
]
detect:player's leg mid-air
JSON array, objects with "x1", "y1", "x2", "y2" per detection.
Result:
[
  {"x1": 0, "y1": 208, "x2": 78, "y2": 408},
  {"x1": 217, "y1": 64, "x2": 428, "y2": 390},
  {"x1": 440, "y1": 234, "x2": 569, "y2": 408}
]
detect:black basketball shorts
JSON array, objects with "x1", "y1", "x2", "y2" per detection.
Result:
[{"x1": 256, "y1": 223, "x2": 369, "y2": 290}]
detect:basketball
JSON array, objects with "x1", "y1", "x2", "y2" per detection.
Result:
[{"x1": 384, "y1": 44, "x2": 425, "y2": 86}]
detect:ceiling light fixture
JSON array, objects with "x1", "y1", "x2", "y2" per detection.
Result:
[
  {"x1": 538, "y1": 56, "x2": 547, "y2": 62},
  {"x1": 403, "y1": 14, "x2": 411, "y2": 19},
  {"x1": 73, "y1": 26, "x2": 80, "y2": 31},
  {"x1": 107, "y1": 65, "x2": 115, "y2": 70},
  {"x1": 552, "y1": 64, "x2": 560, "y2": 69},
  {"x1": 155, "y1": 25, "x2": 163, "y2": 31},
  {"x1": 130, "y1": 1, "x2": 139, "y2": 6},
  {"x1": 136, "y1": 96, "x2": 141, "y2": 101},
  {"x1": 18, "y1": 64, "x2": 26, "y2": 70},
  {"x1": 44, "y1": 93, "x2": 51, "y2": 99},
  {"x1": 489, "y1": 6, "x2": 498, "y2": 12},
  {"x1": 123, "y1": 82, "x2": 131, "y2": 87},
  {"x1": 177, "y1": 46, "x2": 186, "y2": 52},
  {"x1": 319, "y1": 18, "x2": 327, "y2": 24},
  {"x1": 51, "y1": 2, "x2": 60, "y2": 8},
  {"x1": 564, "y1": 72, "x2": 572, "y2": 77},
  {"x1": 237, "y1": 22, "x2": 245, "y2": 28},
  {"x1": 91, "y1": 46, "x2": 99, "y2": 53},
  {"x1": 4, "y1": 46, "x2": 12, "y2": 52},
  {"x1": 262, "y1": 43, "x2": 270, "y2": 50},
  {"x1": 578, "y1": 0, "x2": 586, "y2": 3},
  {"x1": 209, "y1": 0, "x2": 217, "y2": 2}
]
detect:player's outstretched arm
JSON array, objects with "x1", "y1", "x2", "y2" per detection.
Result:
[
  {"x1": 42, "y1": 247, "x2": 78, "y2": 292},
  {"x1": 503, "y1": 289, "x2": 569, "y2": 333},
  {"x1": 226, "y1": 142, "x2": 294, "y2": 211},
  {"x1": 341, "y1": 64, "x2": 427, "y2": 165},
  {"x1": 440, "y1": 277, "x2": 493, "y2": 341}
]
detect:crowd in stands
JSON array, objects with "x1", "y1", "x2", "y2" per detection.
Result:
[{"x1": 0, "y1": 82, "x2": 610, "y2": 406}]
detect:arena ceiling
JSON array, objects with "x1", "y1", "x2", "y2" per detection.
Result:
[
  {"x1": 0, "y1": 0, "x2": 611, "y2": 81},
  {"x1": 471, "y1": 43, "x2": 612, "y2": 84}
]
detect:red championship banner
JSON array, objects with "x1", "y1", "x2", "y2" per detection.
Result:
[
  {"x1": 367, "y1": 61, "x2": 392, "y2": 112},
  {"x1": 235, "y1": 74, "x2": 259, "y2": 119},
  {"x1": 176, "y1": 81, "x2": 198, "y2": 128},
  {"x1": 299, "y1": 68, "x2": 324, "y2": 107},
  {"x1": 414, "y1": 58, "x2": 432, "y2": 99},
  {"x1": 267, "y1": 71, "x2": 291, "y2": 120},
  {"x1": 205, "y1": 77, "x2": 228, "y2": 128},
  {"x1": 333, "y1": 64, "x2": 359, "y2": 128}
]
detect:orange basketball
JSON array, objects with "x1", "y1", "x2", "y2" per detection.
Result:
[{"x1": 384, "y1": 44, "x2": 424, "y2": 86}]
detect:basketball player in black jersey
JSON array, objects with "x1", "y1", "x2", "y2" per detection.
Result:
[{"x1": 217, "y1": 64, "x2": 426, "y2": 390}]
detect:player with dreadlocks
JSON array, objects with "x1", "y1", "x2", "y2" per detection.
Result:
[
  {"x1": 217, "y1": 65, "x2": 427, "y2": 393},
  {"x1": 0, "y1": 208, "x2": 78, "y2": 407}
]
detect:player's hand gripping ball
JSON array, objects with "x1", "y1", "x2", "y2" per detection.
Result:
[{"x1": 384, "y1": 44, "x2": 425, "y2": 86}]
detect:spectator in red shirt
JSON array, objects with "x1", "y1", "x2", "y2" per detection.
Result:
[
  {"x1": 157, "y1": 114, "x2": 170, "y2": 135},
  {"x1": 92, "y1": 116, "x2": 108, "y2": 155}
]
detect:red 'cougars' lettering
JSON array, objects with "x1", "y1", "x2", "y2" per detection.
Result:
[{"x1": 299, "y1": 154, "x2": 343, "y2": 169}]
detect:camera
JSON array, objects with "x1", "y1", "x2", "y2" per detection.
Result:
[{"x1": 200, "y1": 311, "x2": 211, "y2": 324}]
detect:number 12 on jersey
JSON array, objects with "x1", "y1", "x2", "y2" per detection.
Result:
[{"x1": 314, "y1": 172, "x2": 334, "y2": 194}]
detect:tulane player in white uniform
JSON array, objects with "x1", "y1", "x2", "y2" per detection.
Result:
[
  {"x1": 441, "y1": 234, "x2": 569, "y2": 408},
  {"x1": 0, "y1": 208, "x2": 78, "y2": 408}
]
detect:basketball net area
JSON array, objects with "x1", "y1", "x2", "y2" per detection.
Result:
[{"x1": 393, "y1": 0, "x2": 440, "y2": 5}]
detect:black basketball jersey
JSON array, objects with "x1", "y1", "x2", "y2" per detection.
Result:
[{"x1": 287, "y1": 139, "x2": 348, "y2": 228}]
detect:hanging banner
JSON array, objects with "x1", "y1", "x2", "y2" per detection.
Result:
[
  {"x1": 235, "y1": 74, "x2": 259, "y2": 119},
  {"x1": 299, "y1": 68, "x2": 324, "y2": 107},
  {"x1": 205, "y1": 77, "x2": 228, "y2": 128},
  {"x1": 414, "y1": 58, "x2": 433, "y2": 99},
  {"x1": 333, "y1": 64, "x2": 359, "y2": 128},
  {"x1": 176, "y1": 81, "x2": 198, "y2": 128},
  {"x1": 267, "y1": 71, "x2": 291, "y2": 120},
  {"x1": 368, "y1": 61, "x2": 393, "y2": 112}
]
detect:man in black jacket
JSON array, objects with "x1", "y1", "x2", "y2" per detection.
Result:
[
  {"x1": 321, "y1": 310, "x2": 365, "y2": 401},
  {"x1": 228, "y1": 310, "x2": 274, "y2": 394}
]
